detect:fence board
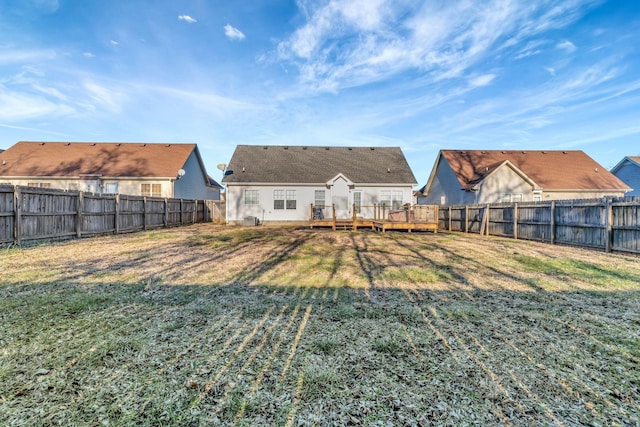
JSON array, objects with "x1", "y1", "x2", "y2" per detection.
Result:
[
  {"x1": 0, "y1": 186, "x2": 214, "y2": 245},
  {"x1": 437, "y1": 197, "x2": 640, "y2": 254},
  {"x1": 0, "y1": 185, "x2": 15, "y2": 243}
]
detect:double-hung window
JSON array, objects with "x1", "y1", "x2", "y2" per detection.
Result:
[
  {"x1": 380, "y1": 190, "x2": 403, "y2": 209},
  {"x1": 141, "y1": 183, "x2": 162, "y2": 197},
  {"x1": 274, "y1": 189, "x2": 296, "y2": 210},
  {"x1": 244, "y1": 189, "x2": 260, "y2": 205}
]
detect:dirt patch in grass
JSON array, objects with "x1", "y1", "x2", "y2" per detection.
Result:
[{"x1": 1, "y1": 224, "x2": 639, "y2": 425}]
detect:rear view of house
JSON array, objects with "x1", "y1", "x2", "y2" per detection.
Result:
[
  {"x1": 420, "y1": 150, "x2": 630, "y2": 205},
  {"x1": 0, "y1": 141, "x2": 221, "y2": 200},
  {"x1": 222, "y1": 145, "x2": 417, "y2": 225}
]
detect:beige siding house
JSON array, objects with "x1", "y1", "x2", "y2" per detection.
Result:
[
  {"x1": 420, "y1": 150, "x2": 630, "y2": 205},
  {"x1": 222, "y1": 145, "x2": 417, "y2": 225},
  {"x1": 0, "y1": 141, "x2": 221, "y2": 200}
]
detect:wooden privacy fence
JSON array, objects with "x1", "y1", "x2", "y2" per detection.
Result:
[
  {"x1": 0, "y1": 185, "x2": 214, "y2": 245},
  {"x1": 439, "y1": 197, "x2": 640, "y2": 254}
]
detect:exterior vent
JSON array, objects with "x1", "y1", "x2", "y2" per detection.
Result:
[{"x1": 243, "y1": 216, "x2": 260, "y2": 226}]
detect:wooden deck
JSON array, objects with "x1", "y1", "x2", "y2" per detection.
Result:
[
  {"x1": 372, "y1": 220, "x2": 438, "y2": 233},
  {"x1": 309, "y1": 204, "x2": 438, "y2": 232}
]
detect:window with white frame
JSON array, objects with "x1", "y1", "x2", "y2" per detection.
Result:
[
  {"x1": 103, "y1": 182, "x2": 118, "y2": 194},
  {"x1": 141, "y1": 183, "x2": 162, "y2": 197},
  {"x1": 286, "y1": 190, "x2": 296, "y2": 209},
  {"x1": 380, "y1": 190, "x2": 403, "y2": 209},
  {"x1": 274, "y1": 189, "x2": 296, "y2": 210},
  {"x1": 314, "y1": 190, "x2": 326, "y2": 208},
  {"x1": 353, "y1": 191, "x2": 362, "y2": 213},
  {"x1": 244, "y1": 189, "x2": 260, "y2": 205},
  {"x1": 500, "y1": 193, "x2": 523, "y2": 203},
  {"x1": 27, "y1": 182, "x2": 51, "y2": 188}
]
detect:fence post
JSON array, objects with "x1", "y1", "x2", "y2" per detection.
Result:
[
  {"x1": 605, "y1": 198, "x2": 613, "y2": 253},
  {"x1": 513, "y1": 203, "x2": 518, "y2": 240},
  {"x1": 14, "y1": 186, "x2": 22, "y2": 245},
  {"x1": 115, "y1": 194, "x2": 120, "y2": 234},
  {"x1": 465, "y1": 205, "x2": 469, "y2": 233},
  {"x1": 76, "y1": 191, "x2": 84, "y2": 239},
  {"x1": 164, "y1": 198, "x2": 169, "y2": 228},
  {"x1": 550, "y1": 201, "x2": 556, "y2": 244},
  {"x1": 193, "y1": 200, "x2": 197, "y2": 224},
  {"x1": 448, "y1": 206, "x2": 452, "y2": 231},
  {"x1": 480, "y1": 204, "x2": 490, "y2": 236},
  {"x1": 143, "y1": 196, "x2": 148, "y2": 230},
  {"x1": 180, "y1": 199, "x2": 184, "y2": 225}
]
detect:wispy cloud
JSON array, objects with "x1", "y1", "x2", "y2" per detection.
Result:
[
  {"x1": 469, "y1": 74, "x2": 497, "y2": 88},
  {"x1": 110, "y1": 40, "x2": 119, "y2": 46},
  {"x1": 276, "y1": 1, "x2": 600, "y2": 94},
  {"x1": 224, "y1": 24, "x2": 245, "y2": 41},
  {"x1": 0, "y1": 88, "x2": 73, "y2": 121},
  {"x1": 0, "y1": 49, "x2": 57, "y2": 64},
  {"x1": 557, "y1": 40, "x2": 577, "y2": 52},
  {"x1": 83, "y1": 52, "x2": 95, "y2": 58},
  {"x1": 178, "y1": 15, "x2": 197, "y2": 24}
]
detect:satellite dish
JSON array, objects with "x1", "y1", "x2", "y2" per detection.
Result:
[
  {"x1": 177, "y1": 169, "x2": 186, "y2": 178},
  {"x1": 217, "y1": 163, "x2": 227, "y2": 171}
]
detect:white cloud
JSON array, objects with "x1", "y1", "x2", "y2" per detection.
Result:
[
  {"x1": 28, "y1": 0, "x2": 59, "y2": 13},
  {"x1": 0, "y1": 50, "x2": 56, "y2": 64},
  {"x1": 0, "y1": 89, "x2": 72, "y2": 121},
  {"x1": 178, "y1": 15, "x2": 197, "y2": 24},
  {"x1": 82, "y1": 81, "x2": 126, "y2": 112},
  {"x1": 276, "y1": 0, "x2": 599, "y2": 94},
  {"x1": 110, "y1": 40, "x2": 119, "y2": 46},
  {"x1": 557, "y1": 40, "x2": 577, "y2": 52},
  {"x1": 224, "y1": 24, "x2": 246, "y2": 41},
  {"x1": 545, "y1": 67, "x2": 556, "y2": 76},
  {"x1": 83, "y1": 52, "x2": 95, "y2": 58},
  {"x1": 468, "y1": 74, "x2": 496, "y2": 88}
]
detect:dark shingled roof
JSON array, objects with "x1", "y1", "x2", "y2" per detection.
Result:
[{"x1": 222, "y1": 145, "x2": 417, "y2": 185}]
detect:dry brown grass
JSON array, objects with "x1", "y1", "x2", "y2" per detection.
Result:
[{"x1": 1, "y1": 224, "x2": 639, "y2": 426}]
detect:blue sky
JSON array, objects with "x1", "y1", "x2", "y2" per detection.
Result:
[{"x1": 1, "y1": 0, "x2": 639, "y2": 186}]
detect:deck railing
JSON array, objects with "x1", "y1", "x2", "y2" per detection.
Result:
[{"x1": 309, "y1": 203, "x2": 438, "y2": 231}]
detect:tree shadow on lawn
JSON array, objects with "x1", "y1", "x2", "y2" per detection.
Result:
[
  {"x1": 1, "y1": 278, "x2": 639, "y2": 427},
  {"x1": 2, "y1": 227, "x2": 640, "y2": 425}
]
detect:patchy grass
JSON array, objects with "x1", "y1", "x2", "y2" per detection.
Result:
[{"x1": 1, "y1": 225, "x2": 639, "y2": 426}]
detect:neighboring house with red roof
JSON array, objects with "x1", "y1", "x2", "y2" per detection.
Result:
[
  {"x1": 611, "y1": 156, "x2": 640, "y2": 197},
  {"x1": 0, "y1": 141, "x2": 221, "y2": 200},
  {"x1": 222, "y1": 145, "x2": 417, "y2": 224},
  {"x1": 419, "y1": 150, "x2": 630, "y2": 206}
]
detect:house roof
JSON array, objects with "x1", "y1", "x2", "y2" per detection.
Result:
[
  {"x1": 611, "y1": 156, "x2": 640, "y2": 174},
  {"x1": 222, "y1": 145, "x2": 417, "y2": 185},
  {"x1": 0, "y1": 141, "x2": 199, "y2": 178},
  {"x1": 428, "y1": 150, "x2": 630, "y2": 193}
]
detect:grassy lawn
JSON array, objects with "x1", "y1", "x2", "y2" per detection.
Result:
[{"x1": 1, "y1": 225, "x2": 639, "y2": 426}]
